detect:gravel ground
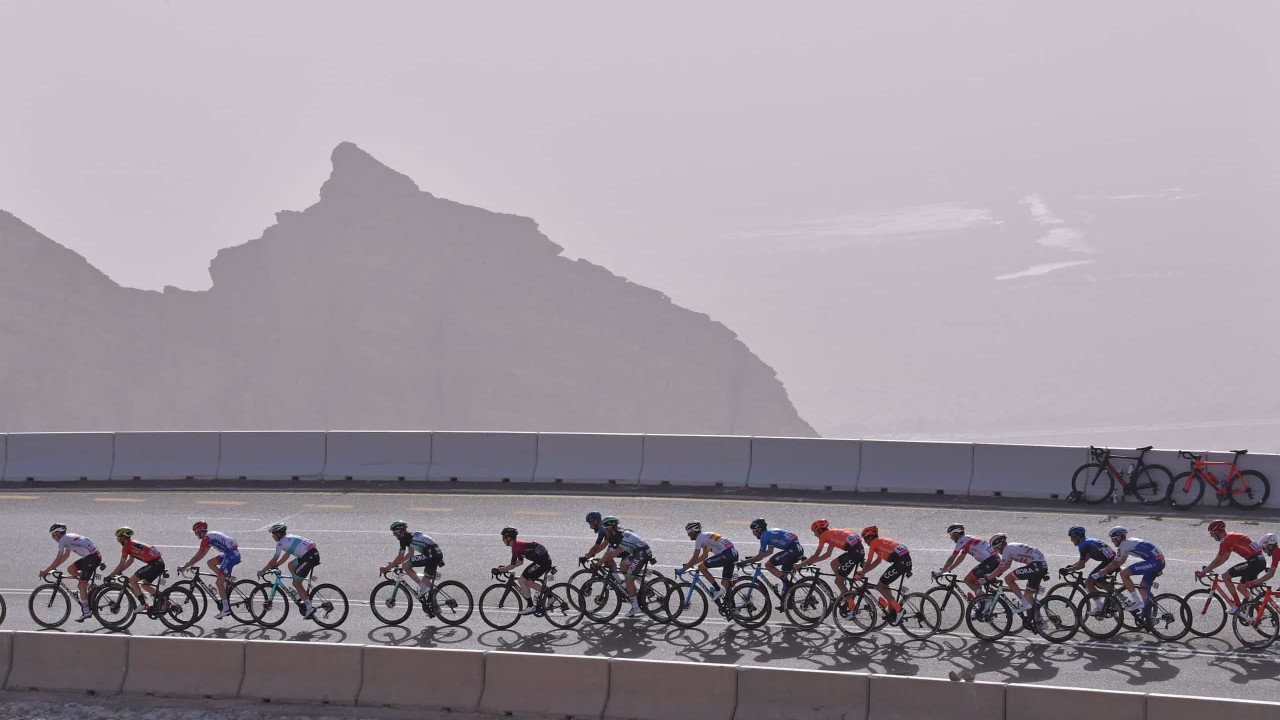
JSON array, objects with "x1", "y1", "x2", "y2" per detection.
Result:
[{"x1": 0, "y1": 694, "x2": 500, "y2": 720}]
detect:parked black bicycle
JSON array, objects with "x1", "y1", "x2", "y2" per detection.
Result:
[{"x1": 1069, "y1": 446, "x2": 1173, "y2": 505}]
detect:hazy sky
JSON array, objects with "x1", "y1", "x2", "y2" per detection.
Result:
[{"x1": 3, "y1": 2, "x2": 1278, "y2": 441}]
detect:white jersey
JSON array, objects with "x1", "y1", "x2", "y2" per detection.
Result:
[
  {"x1": 57, "y1": 533, "x2": 98, "y2": 558},
  {"x1": 275, "y1": 534, "x2": 316, "y2": 558},
  {"x1": 1000, "y1": 543, "x2": 1045, "y2": 565},
  {"x1": 954, "y1": 535, "x2": 996, "y2": 562},
  {"x1": 695, "y1": 532, "x2": 734, "y2": 554}
]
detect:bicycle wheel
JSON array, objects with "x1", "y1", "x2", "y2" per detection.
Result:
[
  {"x1": 665, "y1": 582, "x2": 711, "y2": 629},
  {"x1": 247, "y1": 584, "x2": 290, "y2": 628},
  {"x1": 580, "y1": 577, "x2": 622, "y2": 624},
  {"x1": 726, "y1": 579, "x2": 771, "y2": 629},
  {"x1": 925, "y1": 586, "x2": 966, "y2": 634},
  {"x1": 1078, "y1": 592, "x2": 1124, "y2": 639},
  {"x1": 542, "y1": 583, "x2": 585, "y2": 629},
  {"x1": 1132, "y1": 465, "x2": 1174, "y2": 505},
  {"x1": 369, "y1": 580, "x2": 414, "y2": 626},
  {"x1": 91, "y1": 585, "x2": 136, "y2": 630},
  {"x1": 831, "y1": 590, "x2": 877, "y2": 637},
  {"x1": 429, "y1": 580, "x2": 474, "y2": 626},
  {"x1": 1232, "y1": 599, "x2": 1280, "y2": 649},
  {"x1": 784, "y1": 579, "x2": 832, "y2": 628},
  {"x1": 1071, "y1": 463, "x2": 1114, "y2": 504},
  {"x1": 639, "y1": 576, "x2": 676, "y2": 623},
  {"x1": 171, "y1": 581, "x2": 208, "y2": 624},
  {"x1": 898, "y1": 592, "x2": 941, "y2": 639},
  {"x1": 1044, "y1": 583, "x2": 1086, "y2": 609},
  {"x1": 1228, "y1": 470, "x2": 1270, "y2": 510},
  {"x1": 1146, "y1": 593, "x2": 1191, "y2": 642},
  {"x1": 1183, "y1": 589, "x2": 1228, "y2": 637},
  {"x1": 478, "y1": 583, "x2": 522, "y2": 630},
  {"x1": 1033, "y1": 596, "x2": 1079, "y2": 643},
  {"x1": 228, "y1": 579, "x2": 261, "y2": 624},
  {"x1": 158, "y1": 586, "x2": 199, "y2": 631},
  {"x1": 28, "y1": 585, "x2": 72, "y2": 629},
  {"x1": 308, "y1": 584, "x2": 349, "y2": 629},
  {"x1": 1169, "y1": 471, "x2": 1205, "y2": 509},
  {"x1": 965, "y1": 594, "x2": 1013, "y2": 641},
  {"x1": 0, "y1": 593, "x2": 6, "y2": 626}
]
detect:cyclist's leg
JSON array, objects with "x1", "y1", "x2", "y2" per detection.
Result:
[
  {"x1": 216, "y1": 550, "x2": 240, "y2": 604},
  {"x1": 287, "y1": 558, "x2": 310, "y2": 603},
  {"x1": 878, "y1": 560, "x2": 906, "y2": 612}
]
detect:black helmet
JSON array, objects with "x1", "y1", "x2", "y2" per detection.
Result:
[
  {"x1": 501, "y1": 527, "x2": 518, "y2": 540},
  {"x1": 586, "y1": 511, "x2": 602, "y2": 523},
  {"x1": 749, "y1": 518, "x2": 767, "y2": 532},
  {"x1": 269, "y1": 523, "x2": 287, "y2": 535}
]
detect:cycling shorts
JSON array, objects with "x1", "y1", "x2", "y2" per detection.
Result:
[
  {"x1": 1125, "y1": 558, "x2": 1164, "y2": 586},
  {"x1": 968, "y1": 556, "x2": 1000, "y2": 580},
  {"x1": 1089, "y1": 560, "x2": 1113, "y2": 581},
  {"x1": 836, "y1": 546, "x2": 866, "y2": 577},
  {"x1": 522, "y1": 557, "x2": 552, "y2": 581},
  {"x1": 620, "y1": 548, "x2": 652, "y2": 579},
  {"x1": 879, "y1": 553, "x2": 912, "y2": 586},
  {"x1": 72, "y1": 552, "x2": 102, "y2": 581},
  {"x1": 1012, "y1": 561, "x2": 1048, "y2": 591},
  {"x1": 134, "y1": 558, "x2": 165, "y2": 583},
  {"x1": 409, "y1": 546, "x2": 444, "y2": 576},
  {"x1": 292, "y1": 548, "x2": 321, "y2": 579},
  {"x1": 217, "y1": 549, "x2": 241, "y2": 577},
  {"x1": 704, "y1": 547, "x2": 739, "y2": 579},
  {"x1": 768, "y1": 543, "x2": 804, "y2": 571},
  {"x1": 1229, "y1": 555, "x2": 1266, "y2": 583}
]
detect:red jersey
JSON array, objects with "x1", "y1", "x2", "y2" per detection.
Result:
[
  {"x1": 1269, "y1": 545, "x2": 1280, "y2": 570},
  {"x1": 1219, "y1": 533, "x2": 1262, "y2": 560},
  {"x1": 510, "y1": 540, "x2": 549, "y2": 563},
  {"x1": 121, "y1": 540, "x2": 162, "y2": 563}
]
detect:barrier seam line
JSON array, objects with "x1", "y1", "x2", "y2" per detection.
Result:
[
  {"x1": 1, "y1": 434, "x2": 8, "y2": 483},
  {"x1": 214, "y1": 432, "x2": 224, "y2": 483},
  {"x1": 1, "y1": 630, "x2": 12, "y2": 689},
  {"x1": 744, "y1": 436, "x2": 755, "y2": 490},
  {"x1": 355, "y1": 644, "x2": 366, "y2": 708},
  {"x1": 965, "y1": 442, "x2": 976, "y2": 496},
  {"x1": 602, "y1": 655, "x2": 612, "y2": 720},
  {"x1": 729, "y1": 664, "x2": 740, "y2": 720},
  {"x1": 426, "y1": 430, "x2": 437, "y2": 482},
  {"x1": 235, "y1": 640, "x2": 246, "y2": 698},
  {"x1": 532, "y1": 433, "x2": 542, "y2": 483},
  {"x1": 115, "y1": 635, "x2": 127, "y2": 695},
  {"x1": 854, "y1": 439, "x2": 864, "y2": 492},
  {"x1": 637, "y1": 434, "x2": 648, "y2": 486},
  {"x1": 108, "y1": 431, "x2": 117, "y2": 483}
]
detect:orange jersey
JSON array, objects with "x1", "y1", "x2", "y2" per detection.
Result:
[
  {"x1": 1220, "y1": 533, "x2": 1262, "y2": 560},
  {"x1": 817, "y1": 528, "x2": 859, "y2": 554},
  {"x1": 868, "y1": 537, "x2": 908, "y2": 560}
]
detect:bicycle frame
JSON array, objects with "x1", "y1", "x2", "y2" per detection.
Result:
[
  {"x1": 1091, "y1": 446, "x2": 1155, "y2": 493},
  {"x1": 261, "y1": 568, "x2": 315, "y2": 604},
  {"x1": 1181, "y1": 452, "x2": 1246, "y2": 499}
]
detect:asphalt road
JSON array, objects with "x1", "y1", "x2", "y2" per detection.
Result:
[{"x1": 1, "y1": 486, "x2": 1277, "y2": 701}]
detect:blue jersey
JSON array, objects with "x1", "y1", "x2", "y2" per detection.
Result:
[
  {"x1": 759, "y1": 528, "x2": 801, "y2": 554},
  {"x1": 1077, "y1": 538, "x2": 1116, "y2": 563}
]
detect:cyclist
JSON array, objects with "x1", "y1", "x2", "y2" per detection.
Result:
[
  {"x1": 259, "y1": 524, "x2": 320, "y2": 619},
  {"x1": 496, "y1": 527, "x2": 552, "y2": 615},
  {"x1": 934, "y1": 523, "x2": 997, "y2": 598},
  {"x1": 106, "y1": 527, "x2": 165, "y2": 615},
  {"x1": 741, "y1": 519, "x2": 805, "y2": 609},
  {"x1": 801, "y1": 519, "x2": 865, "y2": 614},
  {"x1": 1196, "y1": 519, "x2": 1265, "y2": 613},
  {"x1": 1098, "y1": 526, "x2": 1164, "y2": 612},
  {"x1": 599, "y1": 517, "x2": 653, "y2": 618},
  {"x1": 987, "y1": 533, "x2": 1048, "y2": 615},
  {"x1": 681, "y1": 522, "x2": 737, "y2": 602},
  {"x1": 581, "y1": 511, "x2": 618, "y2": 572},
  {"x1": 1245, "y1": 533, "x2": 1279, "y2": 589},
  {"x1": 854, "y1": 526, "x2": 912, "y2": 625},
  {"x1": 1060, "y1": 526, "x2": 1117, "y2": 614},
  {"x1": 381, "y1": 520, "x2": 443, "y2": 596},
  {"x1": 176, "y1": 521, "x2": 241, "y2": 620},
  {"x1": 41, "y1": 523, "x2": 102, "y2": 622}
]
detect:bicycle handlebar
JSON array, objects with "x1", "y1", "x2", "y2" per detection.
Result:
[
  {"x1": 1196, "y1": 569, "x2": 1219, "y2": 586},
  {"x1": 1179, "y1": 451, "x2": 1203, "y2": 461},
  {"x1": 932, "y1": 572, "x2": 958, "y2": 586},
  {"x1": 491, "y1": 568, "x2": 515, "y2": 581}
]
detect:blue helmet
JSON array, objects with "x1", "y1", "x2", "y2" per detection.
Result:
[
  {"x1": 586, "y1": 511, "x2": 602, "y2": 524},
  {"x1": 1068, "y1": 526, "x2": 1086, "y2": 539}
]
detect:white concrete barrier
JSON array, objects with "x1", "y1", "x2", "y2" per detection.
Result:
[
  {"x1": 857, "y1": 440, "x2": 973, "y2": 494},
  {"x1": 639, "y1": 434, "x2": 751, "y2": 488},
  {"x1": 239, "y1": 640, "x2": 361, "y2": 705},
  {"x1": 123, "y1": 635, "x2": 243, "y2": 698},
  {"x1": 1005, "y1": 684, "x2": 1143, "y2": 720},
  {"x1": 0, "y1": 434, "x2": 7, "y2": 484},
  {"x1": 323, "y1": 431, "x2": 432, "y2": 481},
  {"x1": 4, "y1": 631, "x2": 127, "y2": 695},
  {"x1": 867, "y1": 674, "x2": 1003, "y2": 720},
  {"x1": 428, "y1": 432, "x2": 537, "y2": 482},
  {"x1": 969, "y1": 444, "x2": 1087, "y2": 499},
  {"x1": 216, "y1": 431, "x2": 326, "y2": 481},
  {"x1": 110, "y1": 431, "x2": 221, "y2": 481},
  {"x1": 0, "y1": 631, "x2": 11, "y2": 689},
  {"x1": 534, "y1": 433, "x2": 644, "y2": 484},
  {"x1": 480, "y1": 651, "x2": 607, "y2": 719},
  {"x1": 358, "y1": 645, "x2": 483, "y2": 712},
  {"x1": 605, "y1": 657, "x2": 736, "y2": 720},
  {"x1": 735, "y1": 666, "x2": 868, "y2": 720},
  {"x1": 747, "y1": 437, "x2": 860, "y2": 491},
  {"x1": 1147, "y1": 692, "x2": 1280, "y2": 720},
  {"x1": 1, "y1": 432, "x2": 115, "y2": 482}
]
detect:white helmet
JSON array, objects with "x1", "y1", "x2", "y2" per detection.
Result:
[
  {"x1": 1261, "y1": 533, "x2": 1277, "y2": 548},
  {"x1": 1108, "y1": 526, "x2": 1128, "y2": 540}
]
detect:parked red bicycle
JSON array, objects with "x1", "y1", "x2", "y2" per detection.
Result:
[{"x1": 1169, "y1": 450, "x2": 1270, "y2": 511}]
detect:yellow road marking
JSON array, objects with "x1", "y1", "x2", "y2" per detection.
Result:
[
  {"x1": 625, "y1": 515, "x2": 665, "y2": 521},
  {"x1": 516, "y1": 510, "x2": 558, "y2": 516},
  {"x1": 408, "y1": 507, "x2": 453, "y2": 512},
  {"x1": 0, "y1": 494, "x2": 39, "y2": 500},
  {"x1": 197, "y1": 500, "x2": 246, "y2": 506},
  {"x1": 304, "y1": 503, "x2": 354, "y2": 509},
  {"x1": 94, "y1": 497, "x2": 145, "y2": 503}
]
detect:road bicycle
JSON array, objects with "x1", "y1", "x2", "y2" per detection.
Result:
[
  {"x1": 1078, "y1": 574, "x2": 1190, "y2": 642},
  {"x1": 1182, "y1": 569, "x2": 1263, "y2": 638},
  {"x1": 965, "y1": 576, "x2": 1078, "y2": 643},
  {"x1": 665, "y1": 568, "x2": 766, "y2": 629},
  {"x1": 925, "y1": 573, "x2": 972, "y2": 634},
  {"x1": 1069, "y1": 446, "x2": 1173, "y2": 505},
  {"x1": 91, "y1": 571, "x2": 199, "y2": 632},
  {"x1": 0, "y1": 586, "x2": 6, "y2": 626},
  {"x1": 28, "y1": 564, "x2": 106, "y2": 629},
  {"x1": 781, "y1": 566, "x2": 859, "y2": 629},
  {"x1": 1169, "y1": 450, "x2": 1270, "y2": 510},
  {"x1": 1044, "y1": 569, "x2": 1114, "y2": 610},
  {"x1": 708, "y1": 561, "x2": 832, "y2": 630},
  {"x1": 249, "y1": 568, "x2": 349, "y2": 629},
  {"x1": 172, "y1": 566, "x2": 259, "y2": 625},
  {"x1": 830, "y1": 571, "x2": 940, "y2": 639},
  {"x1": 369, "y1": 567, "x2": 474, "y2": 626},
  {"x1": 478, "y1": 567, "x2": 583, "y2": 630},
  {"x1": 575, "y1": 558, "x2": 673, "y2": 624},
  {"x1": 1233, "y1": 584, "x2": 1280, "y2": 649}
]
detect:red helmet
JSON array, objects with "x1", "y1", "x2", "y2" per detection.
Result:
[
  {"x1": 861, "y1": 526, "x2": 879, "y2": 540},
  {"x1": 1208, "y1": 520, "x2": 1226, "y2": 534},
  {"x1": 811, "y1": 519, "x2": 830, "y2": 534},
  {"x1": 192, "y1": 521, "x2": 209, "y2": 532}
]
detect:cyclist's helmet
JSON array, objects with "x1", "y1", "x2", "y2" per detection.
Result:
[
  {"x1": 946, "y1": 523, "x2": 965, "y2": 536},
  {"x1": 749, "y1": 519, "x2": 768, "y2": 532},
  {"x1": 811, "y1": 519, "x2": 830, "y2": 534},
  {"x1": 1208, "y1": 519, "x2": 1226, "y2": 534},
  {"x1": 685, "y1": 521, "x2": 702, "y2": 535},
  {"x1": 1108, "y1": 526, "x2": 1128, "y2": 540},
  {"x1": 49, "y1": 523, "x2": 67, "y2": 536},
  {"x1": 861, "y1": 525, "x2": 879, "y2": 540},
  {"x1": 269, "y1": 523, "x2": 287, "y2": 535},
  {"x1": 602, "y1": 516, "x2": 620, "y2": 528},
  {"x1": 192, "y1": 521, "x2": 209, "y2": 532},
  {"x1": 115, "y1": 527, "x2": 134, "y2": 540},
  {"x1": 987, "y1": 533, "x2": 1008, "y2": 548},
  {"x1": 501, "y1": 527, "x2": 518, "y2": 540},
  {"x1": 586, "y1": 511, "x2": 602, "y2": 524},
  {"x1": 1261, "y1": 533, "x2": 1278, "y2": 548},
  {"x1": 389, "y1": 520, "x2": 408, "y2": 533},
  {"x1": 1067, "y1": 526, "x2": 1086, "y2": 540}
]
